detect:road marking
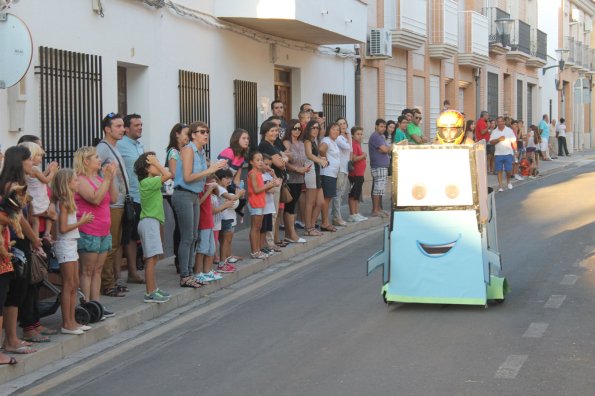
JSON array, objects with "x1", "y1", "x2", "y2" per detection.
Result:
[
  {"x1": 583, "y1": 245, "x2": 595, "y2": 254},
  {"x1": 560, "y1": 274, "x2": 578, "y2": 285},
  {"x1": 494, "y1": 355, "x2": 528, "y2": 379},
  {"x1": 544, "y1": 295, "x2": 566, "y2": 308},
  {"x1": 522, "y1": 322, "x2": 549, "y2": 338},
  {"x1": 11, "y1": 228, "x2": 382, "y2": 396}
]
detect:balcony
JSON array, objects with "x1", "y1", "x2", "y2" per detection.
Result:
[
  {"x1": 484, "y1": 7, "x2": 511, "y2": 55},
  {"x1": 386, "y1": 0, "x2": 427, "y2": 50},
  {"x1": 565, "y1": 36, "x2": 575, "y2": 67},
  {"x1": 214, "y1": 0, "x2": 367, "y2": 44},
  {"x1": 580, "y1": 43, "x2": 590, "y2": 72},
  {"x1": 572, "y1": 39, "x2": 583, "y2": 71},
  {"x1": 506, "y1": 19, "x2": 531, "y2": 63},
  {"x1": 591, "y1": 49, "x2": 595, "y2": 71},
  {"x1": 526, "y1": 28, "x2": 547, "y2": 68},
  {"x1": 458, "y1": 11, "x2": 489, "y2": 68},
  {"x1": 428, "y1": 0, "x2": 458, "y2": 59}
]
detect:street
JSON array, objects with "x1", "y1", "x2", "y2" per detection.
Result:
[{"x1": 35, "y1": 161, "x2": 595, "y2": 396}]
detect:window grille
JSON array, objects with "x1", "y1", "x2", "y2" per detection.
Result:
[
  {"x1": 233, "y1": 80, "x2": 258, "y2": 150},
  {"x1": 35, "y1": 47, "x2": 103, "y2": 167},
  {"x1": 322, "y1": 93, "x2": 347, "y2": 126},
  {"x1": 179, "y1": 70, "x2": 210, "y2": 156}
]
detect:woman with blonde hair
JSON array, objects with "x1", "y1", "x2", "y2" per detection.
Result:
[{"x1": 73, "y1": 147, "x2": 118, "y2": 317}]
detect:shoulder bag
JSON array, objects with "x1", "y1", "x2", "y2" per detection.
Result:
[{"x1": 99, "y1": 141, "x2": 136, "y2": 224}]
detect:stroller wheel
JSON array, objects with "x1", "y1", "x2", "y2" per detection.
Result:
[
  {"x1": 75, "y1": 306, "x2": 91, "y2": 325},
  {"x1": 82, "y1": 301, "x2": 104, "y2": 323}
]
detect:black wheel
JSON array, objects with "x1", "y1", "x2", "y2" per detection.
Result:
[
  {"x1": 89, "y1": 300, "x2": 104, "y2": 319},
  {"x1": 81, "y1": 301, "x2": 103, "y2": 323},
  {"x1": 75, "y1": 306, "x2": 90, "y2": 325}
]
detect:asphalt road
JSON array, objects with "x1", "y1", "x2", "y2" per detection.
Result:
[{"x1": 39, "y1": 161, "x2": 595, "y2": 396}]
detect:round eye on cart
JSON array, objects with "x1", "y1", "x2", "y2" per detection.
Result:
[
  {"x1": 445, "y1": 184, "x2": 459, "y2": 199},
  {"x1": 412, "y1": 184, "x2": 427, "y2": 200}
]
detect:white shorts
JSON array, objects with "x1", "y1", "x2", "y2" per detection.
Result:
[
  {"x1": 540, "y1": 137, "x2": 549, "y2": 152},
  {"x1": 304, "y1": 160, "x2": 316, "y2": 189},
  {"x1": 138, "y1": 217, "x2": 164, "y2": 259},
  {"x1": 53, "y1": 239, "x2": 79, "y2": 264}
]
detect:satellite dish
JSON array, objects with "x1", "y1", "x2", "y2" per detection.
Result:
[{"x1": 0, "y1": 13, "x2": 33, "y2": 89}]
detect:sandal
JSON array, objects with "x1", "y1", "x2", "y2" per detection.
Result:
[
  {"x1": 275, "y1": 241, "x2": 288, "y2": 247},
  {"x1": 0, "y1": 356, "x2": 17, "y2": 365},
  {"x1": 250, "y1": 251, "x2": 267, "y2": 259},
  {"x1": 320, "y1": 225, "x2": 337, "y2": 232},
  {"x1": 180, "y1": 276, "x2": 202, "y2": 288},
  {"x1": 116, "y1": 284, "x2": 129, "y2": 293},
  {"x1": 305, "y1": 227, "x2": 322, "y2": 236},
  {"x1": 22, "y1": 334, "x2": 50, "y2": 343},
  {"x1": 102, "y1": 287, "x2": 125, "y2": 297},
  {"x1": 37, "y1": 326, "x2": 58, "y2": 336},
  {"x1": 270, "y1": 245, "x2": 282, "y2": 252}
]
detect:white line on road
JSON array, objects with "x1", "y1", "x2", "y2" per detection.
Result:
[
  {"x1": 544, "y1": 295, "x2": 566, "y2": 308},
  {"x1": 494, "y1": 355, "x2": 528, "y2": 379},
  {"x1": 560, "y1": 274, "x2": 578, "y2": 285},
  {"x1": 583, "y1": 245, "x2": 595, "y2": 255},
  {"x1": 522, "y1": 322, "x2": 549, "y2": 338}
]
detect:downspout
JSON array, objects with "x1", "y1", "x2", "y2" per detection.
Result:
[
  {"x1": 355, "y1": 55, "x2": 361, "y2": 126},
  {"x1": 474, "y1": 68, "x2": 481, "y2": 120}
]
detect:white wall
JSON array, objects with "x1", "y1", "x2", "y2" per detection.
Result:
[{"x1": 2, "y1": 0, "x2": 356, "y2": 161}]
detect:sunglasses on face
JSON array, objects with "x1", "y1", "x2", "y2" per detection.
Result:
[
  {"x1": 292, "y1": 126, "x2": 301, "y2": 131},
  {"x1": 415, "y1": 116, "x2": 422, "y2": 120}
]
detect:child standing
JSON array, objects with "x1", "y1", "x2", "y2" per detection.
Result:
[
  {"x1": 134, "y1": 152, "x2": 172, "y2": 303},
  {"x1": 51, "y1": 169, "x2": 94, "y2": 334},
  {"x1": 194, "y1": 177, "x2": 223, "y2": 283},
  {"x1": 20, "y1": 141, "x2": 58, "y2": 242},
  {"x1": 247, "y1": 151, "x2": 280, "y2": 259},
  {"x1": 214, "y1": 168, "x2": 242, "y2": 272},
  {"x1": 261, "y1": 154, "x2": 280, "y2": 256},
  {"x1": 348, "y1": 126, "x2": 368, "y2": 222}
]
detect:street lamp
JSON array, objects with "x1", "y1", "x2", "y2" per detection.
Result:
[
  {"x1": 542, "y1": 48, "x2": 570, "y2": 75},
  {"x1": 495, "y1": 18, "x2": 514, "y2": 47}
]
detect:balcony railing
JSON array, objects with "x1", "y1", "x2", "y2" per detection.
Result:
[
  {"x1": 484, "y1": 7, "x2": 510, "y2": 45},
  {"x1": 565, "y1": 36, "x2": 575, "y2": 64},
  {"x1": 458, "y1": 11, "x2": 489, "y2": 67},
  {"x1": 428, "y1": 0, "x2": 459, "y2": 59},
  {"x1": 575, "y1": 39, "x2": 583, "y2": 68},
  {"x1": 388, "y1": 0, "x2": 428, "y2": 50},
  {"x1": 511, "y1": 20, "x2": 531, "y2": 55},
  {"x1": 534, "y1": 29, "x2": 547, "y2": 60},
  {"x1": 582, "y1": 43, "x2": 589, "y2": 70}
]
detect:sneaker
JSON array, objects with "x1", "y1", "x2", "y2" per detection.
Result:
[
  {"x1": 102, "y1": 308, "x2": 115, "y2": 318},
  {"x1": 498, "y1": 187, "x2": 504, "y2": 192},
  {"x1": 261, "y1": 247, "x2": 273, "y2": 256},
  {"x1": 250, "y1": 251, "x2": 267, "y2": 259},
  {"x1": 217, "y1": 262, "x2": 236, "y2": 273},
  {"x1": 144, "y1": 291, "x2": 169, "y2": 304},
  {"x1": 195, "y1": 272, "x2": 213, "y2": 283},
  {"x1": 205, "y1": 270, "x2": 223, "y2": 281},
  {"x1": 529, "y1": 175, "x2": 536, "y2": 179},
  {"x1": 507, "y1": 183, "x2": 513, "y2": 190},
  {"x1": 295, "y1": 221, "x2": 305, "y2": 229},
  {"x1": 156, "y1": 288, "x2": 171, "y2": 298},
  {"x1": 347, "y1": 214, "x2": 358, "y2": 222},
  {"x1": 356, "y1": 213, "x2": 368, "y2": 221},
  {"x1": 514, "y1": 174, "x2": 524, "y2": 181}
]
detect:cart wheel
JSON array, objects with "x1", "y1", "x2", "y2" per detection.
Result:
[
  {"x1": 81, "y1": 301, "x2": 103, "y2": 323},
  {"x1": 75, "y1": 306, "x2": 91, "y2": 325},
  {"x1": 89, "y1": 300, "x2": 104, "y2": 319}
]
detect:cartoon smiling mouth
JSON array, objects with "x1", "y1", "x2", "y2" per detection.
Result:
[{"x1": 417, "y1": 237, "x2": 459, "y2": 257}]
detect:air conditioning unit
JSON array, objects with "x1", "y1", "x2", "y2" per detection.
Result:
[{"x1": 365, "y1": 28, "x2": 392, "y2": 59}]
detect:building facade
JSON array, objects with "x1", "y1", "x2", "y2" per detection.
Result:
[{"x1": 1, "y1": 0, "x2": 367, "y2": 163}]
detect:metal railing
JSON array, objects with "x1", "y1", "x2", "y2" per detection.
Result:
[
  {"x1": 582, "y1": 43, "x2": 589, "y2": 69},
  {"x1": 234, "y1": 80, "x2": 258, "y2": 151},
  {"x1": 575, "y1": 39, "x2": 583, "y2": 68},
  {"x1": 179, "y1": 70, "x2": 211, "y2": 156},
  {"x1": 513, "y1": 19, "x2": 531, "y2": 55},
  {"x1": 484, "y1": 7, "x2": 510, "y2": 45},
  {"x1": 35, "y1": 46, "x2": 103, "y2": 167},
  {"x1": 565, "y1": 36, "x2": 575, "y2": 63},
  {"x1": 531, "y1": 28, "x2": 547, "y2": 60},
  {"x1": 322, "y1": 93, "x2": 347, "y2": 126}
]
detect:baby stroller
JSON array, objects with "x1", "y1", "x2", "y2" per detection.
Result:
[{"x1": 37, "y1": 240, "x2": 105, "y2": 325}]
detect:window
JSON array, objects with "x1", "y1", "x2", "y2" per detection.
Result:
[
  {"x1": 233, "y1": 80, "x2": 258, "y2": 150},
  {"x1": 516, "y1": 80, "x2": 523, "y2": 121},
  {"x1": 487, "y1": 72, "x2": 498, "y2": 118},
  {"x1": 322, "y1": 93, "x2": 347, "y2": 126},
  {"x1": 179, "y1": 70, "x2": 210, "y2": 155},
  {"x1": 36, "y1": 47, "x2": 103, "y2": 167}
]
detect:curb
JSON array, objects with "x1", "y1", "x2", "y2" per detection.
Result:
[{"x1": 0, "y1": 216, "x2": 385, "y2": 385}]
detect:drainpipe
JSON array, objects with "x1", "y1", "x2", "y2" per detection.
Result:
[
  {"x1": 355, "y1": 56, "x2": 361, "y2": 126},
  {"x1": 474, "y1": 68, "x2": 481, "y2": 120}
]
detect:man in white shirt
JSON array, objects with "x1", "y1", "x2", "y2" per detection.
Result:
[
  {"x1": 489, "y1": 116, "x2": 517, "y2": 191},
  {"x1": 556, "y1": 117, "x2": 570, "y2": 156}
]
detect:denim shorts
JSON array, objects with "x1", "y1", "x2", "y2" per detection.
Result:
[
  {"x1": 196, "y1": 228, "x2": 215, "y2": 256},
  {"x1": 494, "y1": 154, "x2": 514, "y2": 172},
  {"x1": 221, "y1": 219, "x2": 235, "y2": 233},
  {"x1": 77, "y1": 232, "x2": 112, "y2": 253},
  {"x1": 247, "y1": 203, "x2": 264, "y2": 216}
]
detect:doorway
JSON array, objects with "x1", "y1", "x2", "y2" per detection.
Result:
[{"x1": 274, "y1": 67, "x2": 291, "y2": 120}]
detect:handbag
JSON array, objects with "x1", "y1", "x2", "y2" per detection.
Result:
[
  {"x1": 347, "y1": 160, "x2": 355, "y2": 173},
  {"x1": 11, "y1": 247, "x2": 27, "y2": 279},
  {"x1": 99, "y1": 141, "x2": 137, "y2": 224},
  {"x1": 280, "y1": 183, "x2": 293, "y2": 204},
  {"x1": 29, "y1": 251, "x2": 48, "y2": 284}
]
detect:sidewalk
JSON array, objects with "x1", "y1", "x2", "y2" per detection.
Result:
[{"x1": 1, "y1": 148, "x2": 593, "y2": 385}]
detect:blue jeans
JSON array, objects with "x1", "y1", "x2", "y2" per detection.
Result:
[{"x1": 171, "y1": 189, "x2": 200, "y2": 277}]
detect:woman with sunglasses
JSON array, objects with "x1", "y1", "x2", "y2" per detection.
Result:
[
  {"x1": 282, "y1": 120, "x2": 309, "y2": 243},
  {"x1": 302, "y1": 121, "x2": 328, "y2": 236},
  {"x1": 165, "y1": 123, "x2": 190, "y2": 273},
  {"x1": 172, "y1": 122, "x2": 226, "y2": 288}
]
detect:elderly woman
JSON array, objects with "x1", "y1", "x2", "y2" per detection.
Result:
[
  {"x1": 172, "y1": 122, "x2": 226, "y2": 288},
  {"x1": 282, "y1": 119, "x2": 309, "y2": 243},
  {"x1": 165, "y1": 123, "x2": 190, "y2": 273},
  {"x1": 318, "y1": 123, "x2": 341, "y2": 232},
  {"x1": 74, "y1": 147, "x2": 118, "y2": 316}
]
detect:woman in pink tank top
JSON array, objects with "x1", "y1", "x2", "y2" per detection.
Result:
[{"x1": 73, "y1": 147, "x2": 118, "y2": 303}]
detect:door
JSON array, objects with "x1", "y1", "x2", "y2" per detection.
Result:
[{"x1": 274, "y1": 68, "x2": 291, "y2": 120}]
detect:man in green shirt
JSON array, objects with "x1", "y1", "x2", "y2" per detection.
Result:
[{"x1": 406, "y1": 109, "x2": 428, "y2": 144}]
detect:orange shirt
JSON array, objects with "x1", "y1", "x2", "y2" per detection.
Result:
[{"x1": 247, "y1": 169, "x2": 266, "y2": 209}]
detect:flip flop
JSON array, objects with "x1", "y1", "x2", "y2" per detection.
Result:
[
  {"x1": 320, "y1": 225, "x2": 337, "y2": 232},
  {"x1": 0, "y1": 356, "x2": 17, "y2": 365},
  {"x1": 5, "y1": 346, "x2": 36, "y2": 354},
  {"x1": 38, "y1": 327, "x2": 58, "y2": 336},
  {"x1": 22, "y1": 335, "x2": 50, "y2": 343}
]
